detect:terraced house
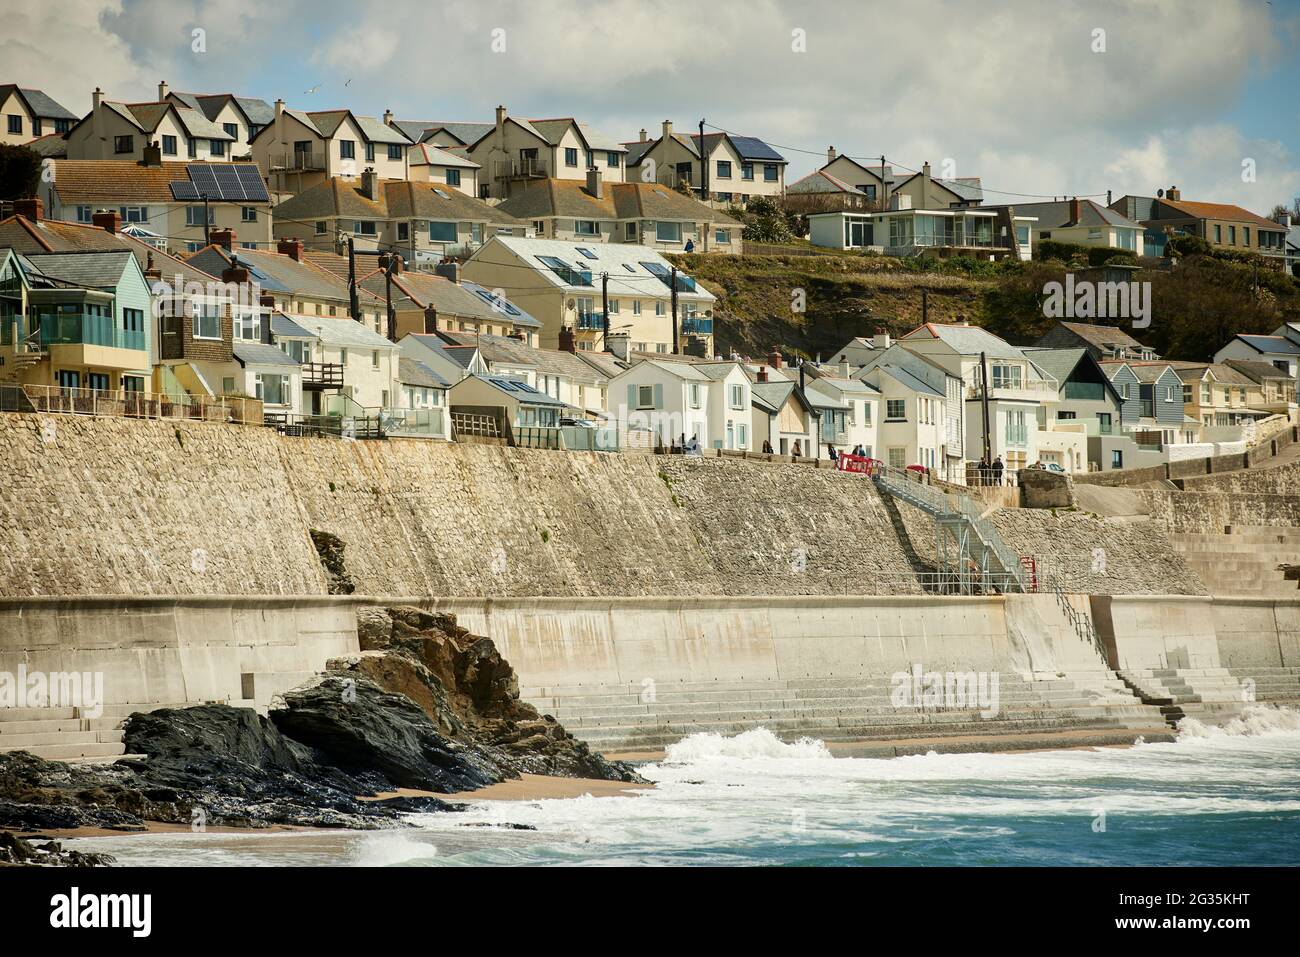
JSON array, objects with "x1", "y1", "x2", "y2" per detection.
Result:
[
  {"x1": 159, "y1": 82, "x2": 275, "y2": 154},
  {"x1": 462, "y1": 236, "x2": 717, "y2": 353},
  {"x1": 0, "y1": 84, "x2": 78, "y2": 145},
  {"x1": 621, "y1": 122, "x2": 787, "y2": 206},
  {"x1": 495, "y1": 172, "x2": 742, "y2": 253},
  {"x1": 64, "y1": 89, "x2": 237, "y2": 162},
  {"x1": 269, "y1": 172, "x2": 528, "y2": 262},
  {"x1": 416, "y1": 106, "x2": 627, "y2": 200},
  {"x1": 38, "y1": 159, "x2": 273, "y2": 254},
  {"x1": 251, "y1": 103, "x2": 413, "y2": 196}
]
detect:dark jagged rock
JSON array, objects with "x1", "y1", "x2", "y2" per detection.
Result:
[
  {"x1": 341, "y1": 605, "x2": 643, "y2": 783},
  {"x1": 0, "y1": 831, "x2": 115, "y2": 867},
  {"x1": 269, "y1": 675, "x2": 505, "y2": 793},
  {"x1": 309, "y1": 528, "x2": 356, "y2": 594}
]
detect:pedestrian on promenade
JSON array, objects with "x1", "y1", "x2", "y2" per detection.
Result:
[{"x1": 992, "y1": 455, "x2": 1004, "y2": 486}]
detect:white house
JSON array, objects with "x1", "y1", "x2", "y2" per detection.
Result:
[
  {"x1": 608, "y1": 358, "x2": 716, "y2": 449},
  {"x1": 1214, "y1": 326, "x2": 1300, "y2": 378},
  {"x1": 899, "y1": 323, "x2": 1058, "y2": 475},
  {"x1": 692, "y1": 361, "x2": 754, "y2": 451},
  {"x1": 805, "y1": 371, "x2": 881, "y2": 459}
]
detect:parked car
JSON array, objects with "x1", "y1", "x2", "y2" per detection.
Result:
[{"x1": 1042, "y1": 462, "x2": 1066, "y2": 474}]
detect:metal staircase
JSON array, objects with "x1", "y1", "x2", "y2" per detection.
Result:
[{"x1": 872, "y1": 465, "x2": 1029, "y2": 594}]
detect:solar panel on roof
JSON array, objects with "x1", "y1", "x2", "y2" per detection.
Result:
[
  {"x1": 170, "y1": 181, "x2": 199, "y2": 201},
  {"x1": 236, "y1": 165, "x2": 270, "y2": 202}
]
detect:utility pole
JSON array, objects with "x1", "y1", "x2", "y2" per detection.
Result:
[
  {"x1": 922, "y1": 289, "x2": 928, "y2": 325},
  {"x1": 879, "y1": 155, "x2": 887, "y2": 210},
  {"x1": 670, "y1": 265, "x2": 680, "y2": 354},
  {"x1": 699, "y1": 118, "x2": 712, "y2": 255},
  {"x1": 383, "y1": 254, "x2": 397, "y2": 342},
  {"x1": 347, "y1": 237, "x2": 361, "y2": 323},
  {"x1": 979, "y1": 350, "x2": 993, "y2": 467},
  {"x1": 201, "y1": 194, "x2": 211, "y2": 246},
  {"x1": 601, "y1": 271, "x2": 610, "y2": 352}
]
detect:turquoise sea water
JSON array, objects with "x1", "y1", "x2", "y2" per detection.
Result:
[{"x1": 69, "y1": 706, "x2": 1300, "y2": 867}]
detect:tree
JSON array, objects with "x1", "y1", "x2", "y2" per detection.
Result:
[
  {"x1": 737, "y1": 196, "x2": 793, "y2": 244},
  {"x1": 0, "y1": 144, "x2": 41, "y2": 202}
]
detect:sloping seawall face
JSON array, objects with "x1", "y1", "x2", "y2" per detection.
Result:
[{"x1": 0, "y1": 413, "x2": 1202, "y2": 599}]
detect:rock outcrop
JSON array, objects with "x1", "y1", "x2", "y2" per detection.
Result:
[{"x1": 0, "y1": 830, "x2": 115, "y2": 867}]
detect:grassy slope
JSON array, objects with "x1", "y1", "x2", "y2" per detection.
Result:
[{"x1": 667, "y1": 251, "x2": 992, "y2": 360}]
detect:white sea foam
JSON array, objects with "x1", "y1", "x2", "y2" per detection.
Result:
[
  {"x1": 1177, "y1": 704, "x2": 1300, "y2": 739},
  {"x1": 662, "y1": 727, "x2": 832, "y2": 763},
  {"x1": 349, "y1": 831, "x2": 440, "y2": 867}
]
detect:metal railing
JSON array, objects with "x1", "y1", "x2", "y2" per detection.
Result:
[
  {"x1": 380, "y1": 406, "x2": 445, "y2": 438},
  {"x1": 265, "y1": 412, "x2": 383, "y2": 440},
  {"x1": 872, "y1": 463, "x2": 1028, "y2": 593},
  {"x1": 28, "y1": 313, "x2": 146, "y2": 352},
  {"x1": 514, "y1": 426, "x2": 563, "y2": 449},
  {"x1": 494, "y1": 157, "x2": 549, "y2": 179},
  {"x1": 1, "y1": 384, "x2": 263, "y2": 424}
]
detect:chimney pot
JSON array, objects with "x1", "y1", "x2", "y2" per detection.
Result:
[
  {"x1": 12, "y1": 197, "x2": 43, "y2": 222},
  {"x1": 92, "y1": 209, "x2": 121, "y2": 234},
  {"x1": 277, "y1": 238, "x2": 304, "y2": 261}
]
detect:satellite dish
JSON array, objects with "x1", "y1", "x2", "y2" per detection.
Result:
[
  {"x1": 566, "y1": 299, "x2": 576, "y2": 311},
  {"x1": 1157, "y1": 189, "x2": 1164, "y2": 198}
]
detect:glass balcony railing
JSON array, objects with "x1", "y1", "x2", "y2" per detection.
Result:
[
  {"x1": 34, "y1": 313, "x2": 146, "y2": 351},
  {"x1": 577, "y1": 312, "x2": 604, "y2": 330},
  {"x1": 681, "y1": 317, "x2": 713, "y2": 335}
]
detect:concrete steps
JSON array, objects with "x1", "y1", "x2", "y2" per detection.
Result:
[
  {"x1": 1169, "y1": 530, "x2": 1300, "y2": 596},
  {"x1": 523, "y1": 669, "x2": 1171, "y2": 753}
]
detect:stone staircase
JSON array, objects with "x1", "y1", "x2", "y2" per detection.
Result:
[
  {"x1": 1169, "y1": 526, "x2": 1300, "y2": 597},
  {"x1": 523, "y1": 671, "x2": 1171, "y2": 754},
  {"x1": 1116, "y1": 668, "x2": 1250, "y2": 726}
]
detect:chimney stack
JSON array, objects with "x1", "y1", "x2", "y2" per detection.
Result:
[
  {"x1": 558, "y1": 326, "x2": 576, "y2": 353},
  {"x1": 495, "y1": 104, "x2": 507, "y2": 137},
  {"x1": 92, "y1": 87, "x2": 103, "y2": 110},
  {"x1": 435, "y1": 260, "x2": 461, "y2": 284},
  {"x1": 157, "y1": 81, "x2": 168, "y2": 102},
  {"x1": 840, "y1": 359, "x2": 851, "y2": 379},
  {"x1": 769, "y1": 349, "x2": 783, "y2": 370},
  {"x1": 143, "y1": 252, "x2": 161, "y2": 281},
  {"x1": 277, "y1": 237, "x2": 304, "y2": 261},
  {"x1": 872, "y1": 327, "x2": 891, "y2": 350},
  {"x1": 210, "y1": 228, "x2": 235, "y2": 250},
  {"x1": 639, "y1": 128, "x2": 647, "y2": 143},
  {"x1": 378, "y1": 252, "x2": 403, "y2": 275},
  {"x1": 361, "y1": 167, "x2": 378, "y2": 201},
  {"x1": 757, "y1": 366, "x2": 768, "y2": 383},
  {"x1": 222, "y1": 258, "x2": 250, "y2": 286},
  {"x1": 423, "y1": 305, "x2": 438, "y2": 333},
  {"x1": 259, "y1": 291, "x2": 276, "y2": 310},
  {"x1": 12, "y1": 197, "x2": 42, "y2": 222},
  {"x1": 1069, "y1": 196, "x2": 1081, "y2": 226},
  {"x1": 606, "y1": 331, "x2": 630, "y2": 361},
  {"x1": 383, "y1": 109, "x2": 393, "y2": 126},
  {"x1": 140, "y1": 140, "x2": 162, "y2": 167},
  {"x1": 92, "y1": 209, "x2": 121, "y2": 234},
  {"x1": 586, "y1": 167, "x2": 604, "y2": 198},
  {"x1": 1166, "y1": 185, "x2": 1181, "y2": 202},
  {"x1": 662, "y1": 119, "x2": 673, "y2": 141},
  {"x1": 921, "y1": 161, "x2": 932, "y2": 203},
  {"x1": 827, "y1": 146, "x2": 837, "y2": 165}
]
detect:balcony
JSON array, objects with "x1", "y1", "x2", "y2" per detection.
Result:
[
  {"x1": 494, "y1": 157, "x2": 549, "y2": 180},
  {"x1": 270, "y1": 150, "x2": 328, "y2": 172},
  {"x1": 966, "y1": 380, "x2": 1058, "y2": 402},
  {"x1": 576, "y1": 313, "x2": 604, "y2": 331},
  {"x1": 681, "y1": 317, "x2": 713, "y2": 335},
  {"x1": 35, "y1": 313, "x2": 146, "y2": 352},
  {"x1": 301, "y1": 361, "x2": 344, "y2": 390}
]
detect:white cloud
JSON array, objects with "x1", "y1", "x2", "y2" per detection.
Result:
[{"x1": 11, "y1": 0, "x2": 1300, "y2": 212}]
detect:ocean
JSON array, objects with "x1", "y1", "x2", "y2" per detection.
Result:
[{"x1": 67, "y1": 706, "x2": 1300, "y2": 867}]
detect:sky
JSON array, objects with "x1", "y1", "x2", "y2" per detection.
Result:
[{"x1": 4, "y1": 0, "x2": 1299, "y2": 214}]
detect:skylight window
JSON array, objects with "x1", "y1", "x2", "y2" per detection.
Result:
[
  {"x1": 574, "y1": 247, "x2": 598, "y2": 260},
  {"x1": 536, "y1": 255, "x2": 593, "y2": 287}
]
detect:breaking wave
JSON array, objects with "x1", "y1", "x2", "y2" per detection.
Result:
[
  {"x1": 662, "y1": 727, "x2": 832, "y2": 762},
  {"x1": 1178, "y1": 704, "x2": 1300, "y2": 739}
]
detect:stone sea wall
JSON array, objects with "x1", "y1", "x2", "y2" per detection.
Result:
[{"x1": 0, "y1": 412, "x2": 1204, "y2": 598}]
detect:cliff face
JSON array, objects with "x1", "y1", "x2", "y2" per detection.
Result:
[{"x1": 0, "y1": 412, "x2": 1201, "y2": 598}]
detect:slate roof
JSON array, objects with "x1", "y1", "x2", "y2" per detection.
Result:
[
  {"x1": 1, "y1": 86, "x2": 78, "y2": 120},
  {"x1": 24, "y1": 134, "x2": 68, "y2": 158},
  {"x1": 399, "y1": 356, "x2": 449, "y2": 388},
  {"x1": 1021, "y1": 347, "x2": 1088, "y2": 385},
  {"x1": 410, "y1": 143, "x2": 479, "y2": 168},
  {"x1": 1232, "y1": 334, "x2": 1300, "y2": 356},
  {"x1": 170, "y1": 92, "x2": 274, "y2": 127},
  {"x1": 459, "y1": 373, "x2": 568, "y2": 406},
  {"x1": 902, "y1": 322, "x2": 1025, "y2": 359},
  {"x1": 787, "y1": 169, "x2": 863, "y2": 195},
  {"x1": 22, "y1": 250, "x2": 135, "y2": 288},
  {"x1": 423, "y1": 122, "x2": 495, "y2": 146},
  {"x1": 480, "y1": 236, "x2": 717, "y2": 301},
  {"x1": 1160, "y1": 198, "x2": 1283, "y2": 231},
  {"x1": 271, "y1": 312, "x2": 316, "y2": 339},
  {"x1": 1222, "y1": 358, "x2": 1292, "y2": 382},
  {"x1": 303, "y1": 314, "x2": 399, "y2": 349},
  {"x1": 1002, "y1": 200, "x2": 1142, "y2": 230},
  {"x1": 234, "y1": 341, "x2": 299, "y2": 367},
  {"x1": 188, "y1": 244, "x2": 382, "y2": 306},
  {"x1": 1043, "y1": 321, "x2": 1146, "y2": 352},
  {"x1": 875, "y1": 363, "x2": 945, "y2": 398}
]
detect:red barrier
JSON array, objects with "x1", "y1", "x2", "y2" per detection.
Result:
[{"x1": 837, "y1": 454, "x2": 882, "y2": 476}]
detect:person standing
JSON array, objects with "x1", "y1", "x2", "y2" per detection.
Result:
[{"x1": 992, "y1": 455, "x2": 1004, "y2": 486}]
